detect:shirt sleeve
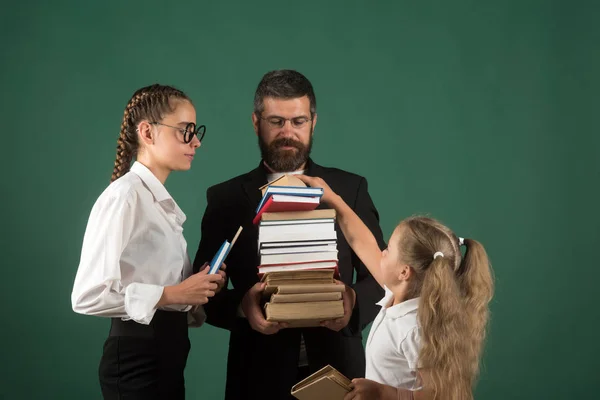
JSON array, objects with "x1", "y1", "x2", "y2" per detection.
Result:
[
  {"x1": 71, "y1": 190, "x2": 164, "y2": 325},
  {"x1": 400, "y1": 326, "x2": 422, "y2": 370}
]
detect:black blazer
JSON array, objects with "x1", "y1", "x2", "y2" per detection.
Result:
[{"x1": 192, "y1": 158, "x2": 386, "y2": 399}]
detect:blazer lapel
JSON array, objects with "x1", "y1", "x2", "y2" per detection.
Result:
[{"x1": 305, "y1": 158, "x2": 322, "y2": 177}]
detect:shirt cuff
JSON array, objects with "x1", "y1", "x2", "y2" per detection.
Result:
[
  {"x1": 188, "y1": 305, "x2": 207, "y2": 327},
  {"x1": 124, "y1": 283, "x2": 164, "y2": 325}
]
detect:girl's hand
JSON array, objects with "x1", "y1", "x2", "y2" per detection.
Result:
[
  {"x1": 295, "y1": 175, "x2": 339, "y2": 206},
  {"x1": 344, "y1": 378, "x2": 384, "y2": 400},
  {"x1": 344, "y1": 379, "x2": 402, "y2": 400}
]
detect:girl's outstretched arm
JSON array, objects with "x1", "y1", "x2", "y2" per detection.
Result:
[{"x1": 296, "y1": 175, "x2": 385, "y2": 288}]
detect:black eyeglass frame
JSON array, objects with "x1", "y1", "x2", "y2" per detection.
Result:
[{"x1": 150, "y1": 122, "x2": 206, "y2": 143}]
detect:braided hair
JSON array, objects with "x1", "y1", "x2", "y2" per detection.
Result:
[{"x1": 111, "y1": 84, "x2": 191, "y2": 182}]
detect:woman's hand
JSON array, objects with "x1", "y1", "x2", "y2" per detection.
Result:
[
  {"x1": 159, "y1": 267, "x2": 224, "y2": 307},
  {"x1": 197, "y1": 261, "x2": 227, "y2": 294}
]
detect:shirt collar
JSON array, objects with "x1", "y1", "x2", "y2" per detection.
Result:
[
  {"x1": 130, "y1": 162, "x2": 170, "y2": 201},
  {"x1": 266, "y1": 169, "x2": 306, "y2": 182},
  {"x1": 130, "y1": 161, "x2": 186, "y2": 224},
  {"x1": 376, "y1": 286, "x2": 419, "y2": 319}
]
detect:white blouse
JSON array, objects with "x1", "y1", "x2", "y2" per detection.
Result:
[
  {"x1": 365, "y1": 288, "x2": 422, "y2": 390},
  {"x1": 71, "y1": 161, "x2": 204, "y2": 326}
]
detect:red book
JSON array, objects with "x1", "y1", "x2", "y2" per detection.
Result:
[{"x1": 253, "y1": 195, "x2": 320, "y2": 225}]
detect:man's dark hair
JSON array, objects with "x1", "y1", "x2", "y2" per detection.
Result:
[{"x1": 253, "y1": 70, "x2": 317, "y2": 117}]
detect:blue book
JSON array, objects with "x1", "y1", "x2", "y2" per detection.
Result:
[
  {"x1": 255, "y1": 186, "x2": 324, "y2": 213},
  {"x1": 208, "y1": 226, "x2": 243, "y2": 274}
]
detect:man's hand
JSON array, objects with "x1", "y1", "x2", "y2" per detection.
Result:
[
  {"x1": 320, "y1": 280, "x2": 356, "y2": 331},
  {"x1": 241, "y1": 282, "x2": 287, "y2": 334}
]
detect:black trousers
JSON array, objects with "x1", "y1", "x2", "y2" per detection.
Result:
[
  {"x1": 98, "y1": 310, "x2": 190, "y2": 400},
  {"x1": 224, "y1": 318, "x2": 365, "y2": 400}
]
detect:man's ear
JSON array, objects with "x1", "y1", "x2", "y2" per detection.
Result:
[
  {"x1": 251, "y1": 112, "x2": 260, "y2": 136},
  {"x1": 137, "y1": 121, "x2": 154, "y2": 146}
]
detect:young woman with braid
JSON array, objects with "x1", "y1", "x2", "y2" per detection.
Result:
[
  {"x1": 296, "y1": 175, "x2": 494, "y2": 400},
  {"x1": 71, "y1": 84, "x2": 225, "y2": 399}
]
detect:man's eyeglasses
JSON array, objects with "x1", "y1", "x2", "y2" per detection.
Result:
[
  {"x1": 150, "y1": 122, "x2": 206, "y2": 144},
  {"x1": 260, "y1": 116, "x2": 312, "y2": 129}
]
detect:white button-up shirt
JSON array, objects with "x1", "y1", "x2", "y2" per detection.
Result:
[
  {"x1": 71, "y1": 161, "x2": 204, "y2": 326},
  {"x1": 365, "y1": 287, "x2": 422, "y2": 390}
]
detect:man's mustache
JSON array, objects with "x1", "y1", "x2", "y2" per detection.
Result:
[{"x1": 271, "y1": 138, "x2": 304, "y2": 150}]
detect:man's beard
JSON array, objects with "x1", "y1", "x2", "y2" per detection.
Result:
[{"x1": 258, "y1": 127, "x2": 313, "y2": 172}]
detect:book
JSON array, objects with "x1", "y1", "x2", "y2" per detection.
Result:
[
  {"x1": 264, "y1": 280, "x2": 343, "y2": 296},
  {"x1": 265, "y1": 278, "x2": 334, "y2": 287},
  {"x1": 291, "y1": 365, "x2": 351, "y2": 400},
  {"x1": 264, "y1": 301, "x2": 344, "y2": 324},
  {"x1": 260, "y1": 240, "x2": 337, "y2": 249},
  {"x1": 260, "y1": 217, "x2": 335, "y2": 226},
  {"x1": 260, "y1": 209, "x2": 336, "y2": 222},
  {"x1": 259, "y1": 174, "x2": 306, "y2": 195},
  {"x1": 253, "y1": 195, "x2": 321, "y2": 224},
  {"x1": 259, "y1": 220, "x2": 334, "y2": 236},
  {"x1": 273, "y1": 283, "x2": 346, "y2": 295},
  {"x1": 255, "y1": 186, "x2": 324, "y2": 214},
  {"x1": 208, "y1": 226, "x2": 243, "y2": 274},
  {"x1": 270, "y1": 292, "x2": 342, "y2": 303},
  {"x1": 260, "y1": 243, "x2": 337, "y2": 255},
  {"x1": 258, "y1": 229, "x2": 337, "y2": 245},
  {"x1": 258, "y1": 261, "x2": 338, "y2": 276},
  {"x1": 262, "y1": 269, "x2": 336, "y2": 282},
  {"x1": 260, "y1": 252, "x2": 338, "y2": 266}
]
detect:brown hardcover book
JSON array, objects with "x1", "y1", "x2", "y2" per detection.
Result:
[
  {"x1": 262, "y1": 269, "x2": 337, "y2": 294},
  {"x1": 258, "y1": 262, "x2": 338, "y2": 276},
  {"x1": 291, "y1": 364, "x2": 352, "y2": 400},
  {"x1": 262, "y1": 269, "x2": 335, "y2": 282},
  {"x1": 270, "y1": 292, "x2": 342, "y2": 303},
  {"x1": 266, "y1": 278, "x2": 333, "y2": 286},
  {"x1": 272, "y1": 283, "x2": 346, "y2": 295},
  {"x1": 264, "y1": 280, "x2": 338, "y2": 295},
  {"x1": 259, "y1": 174, "x2": 306, "y2": 195},
  {"x1": 264, "y1": 301, "x2": 344, "y2": 323}
]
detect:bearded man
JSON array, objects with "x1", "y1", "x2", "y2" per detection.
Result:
[{"x1": 192, "y1": 69, "x2": 386, "y2": 400}]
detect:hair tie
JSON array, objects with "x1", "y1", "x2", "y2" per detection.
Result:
[
  {"x1": 458, "y1": 237, "x2": 465, "y2": 246},
  {"x1": 433, "y1": 251, "x2": 444, "y2": 259}
]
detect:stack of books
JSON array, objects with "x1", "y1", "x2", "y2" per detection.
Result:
[{"x1": 254, "y1": 175, "x2": 344, "y2": 328}]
